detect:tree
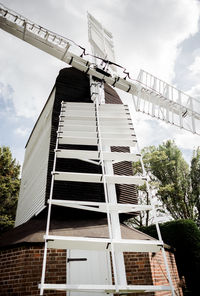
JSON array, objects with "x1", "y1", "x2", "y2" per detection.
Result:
[
  {"x1": 139, "y1": 220, "x2": 200, "y2": 296},
  {"x1": 131, "y1": 140, "x2": 199, "y2": 226},
  {"x1": 190, "y1": 148, "x2": 200, "y2": 226},
  {"x1": 0, "y1": 146, "x2": 20, "y2": 234}
]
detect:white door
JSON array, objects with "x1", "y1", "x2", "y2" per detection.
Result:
[{"x1": 67, "y1": 249, "x2": 112, "y2": 296}]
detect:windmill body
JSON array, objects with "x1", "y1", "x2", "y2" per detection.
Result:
[{"x1": 15, "y1": 66, "x2": 141, "y2": 295}]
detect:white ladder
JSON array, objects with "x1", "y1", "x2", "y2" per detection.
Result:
[{"x1": 39, "y1": 99, "x2": 175, "y2": 295}]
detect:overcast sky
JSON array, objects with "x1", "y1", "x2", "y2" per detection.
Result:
[{"x1": 0, "y1": 0, "x2": 200, "y2": 166}]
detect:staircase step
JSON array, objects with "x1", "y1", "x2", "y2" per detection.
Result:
[
  {"x1": 62, "y1": 102, "x2": 128, "y2": 111},
  {"x1": 49, "y1": 199, "x2": 153, "y2": 213},
  {"x1": 103, "y1": 151, "x2": 140, "y2": 162},
  {"x1": 59, "y1": 124, "x2": 135, "y2": 133},
  {"x1": 58, "y1": 131, "x2": 135, "y2": 139},
  {"x1": 60, "y1": 115, "x2": 131, "y2": 124},
  {"x1": 62, "y1": 102, "x2": 95, "y2": 109},
  {"x1": 61, "y1": 109, "x2": 130, "y2": 117},
  {"x1": 58, "y1": 136, "x2": 137, "y2": 146},
  {"x1": 53, "y1": 172, "x2": 146, "y2": 185},
  {"x1": 60, "y1": 119, "x2": 132, "y2": 128},
  {"x1": 39, "y1": 283, "x2": 171, "y2": 293},
  {"x1": 44, "y1": 235, "x2": 163, "y2": 253},
  {"x1": 55, "y1": 149, "x2": 99, "y2": 160},
  {"x1": 106, "y1": 175, "x2": 146, "y2": 185},
  {"x1": 55, "y1": 149, "x2": 140, "y2": 162}
]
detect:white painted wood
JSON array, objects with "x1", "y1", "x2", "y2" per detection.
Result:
[
  {"x1": 60, "y1": 119, "x2": 97, "y2": 126},
  {"x1": 58, "y1": 136, "x2": 137, "y2": 146},
  {"x1": 62, "y1": 102, "x2": 95, "y2": 109},
  {"x1": 58, "y1": 130, "x2": 135, "y2": 139},
  {"x1": 56, "y1": 149, "x2": 140, "y2": 162},
  {"x1": 100, "y1": 126, "x2": 134, "y2": 134},
  {"x1": 98, "y1": 110, "x2": 130, "y2": 116},
  {"x1": 99, "y1": 104, "x2": 128, "y2": 110},
  {"x1": 60, "y1": 115, "x2": 97, "y2": 121},
  {"x1": 102, "y1": 151, "x2": 140, "y2": 162},
  {"x1": 61, "y1": 116, "x2": 130, "y2": 124},
  {"x1": 0, "y1": 13, "x2": 71, "y2": 61},
  {"x1": 45, "y1": 235, "x2": 163, "y2": 253},
  {"x1": 15, "y1": 89, "x2": 56, "y2": 226},
  {"x1": 61, "y1": 113, "x2": 130, "y2": 119},
  {"x1": 54, "y1": 171, "x2": 146, "y2": 185},
  {"x1": 99, "y1": 118, "x2": 132, "y2": 125},
  {"x1": 54, "y1": 172, "x2": 102, "y2": 183},
  {"x1": 55, "y1": 149, "x2": 99, "y2": 160},
  {"x1": 61, "y1": 110, "x2": 96, "y2": 117},
  {"x1": 88, "y1": 12, "x2": 116, "y2": 71},
  {"x1": 61, "y1": 109, "x2": 129, "y2": 117},
  {"x1": 46, "y1": 235, "x2": 110, "y2": 250},
  {"x1": 39, "y1": 283, "x2": 171, "y2": 292},
  {"x1": 106, "y1": 175, "x2": 146, "y2": 185},
  {"x1": 59, "y1": 124, "x2": 97, "y2": 132},
  {"x1": 58, "y1": 136, "x2": 98, "y2": 145},
  {"x1": 59, "y1": 131, "x2": 98, "y2": 138},
  {"x1": 50, "y1": 199, "x2": 153, "y2": 213},
  {"x1": 67, "y1": 250, "x2": 112, "y2": 296},
  {"x1": 103, "y1": 145, "x2": 127, "y2": 286},
  {"x1": 60, "y1": 123, "x2": 135, "y2": 135},
  {"x1": 113, "y1": 239, "x2": 163, "y2": 252},
  {"x1": 60, "y1": 119, "x2": 131, "y2": 128}
]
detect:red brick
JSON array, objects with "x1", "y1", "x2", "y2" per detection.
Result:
[{"x1": 0, "y1": 245, "x2": 183, "y2": 296}]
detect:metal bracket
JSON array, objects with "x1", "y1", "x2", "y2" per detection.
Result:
[{"x1": 67, "y1": 258, "x2": 87, "y2": 263}]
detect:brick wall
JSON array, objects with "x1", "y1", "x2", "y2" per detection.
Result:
[
  {"x1": 0, "y1": 245, "x2": 66, "y2": 296},
  {"x1": 124, "y1": 252, "x2": 153, "y2": 296},
  {"x1": 150, "y1": 250, "x2": 183, "y2": 296},
  {"x1": 0, "y1": 245, "x2": 182, "y2": 296},
  {"x1": 124, "y1": 251, "x2": 183, "y2": 296}
]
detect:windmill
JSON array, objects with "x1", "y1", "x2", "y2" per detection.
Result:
[{"x1": 0, "y1": 3, "x2": 198, "y2": 296}]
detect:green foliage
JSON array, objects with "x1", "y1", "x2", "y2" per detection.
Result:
[
  {"x1": 133, "y1": 140, "x2": 199, "y2": 225},
  {"x1": 0, "y1": 146, "x2": 20, "y2": 233},
  {"x1": 190, "y1": 148, "x2": 200, "y2": 225},
  {"x1": 139, "y1": 220, "x2": 200, "y2": 295}
]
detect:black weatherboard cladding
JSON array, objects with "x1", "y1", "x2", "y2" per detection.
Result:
[{"x1": 45, "y1": 67, "x2": 138, "y2": 221}]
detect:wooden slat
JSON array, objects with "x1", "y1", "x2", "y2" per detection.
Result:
[
  {"x1": 39, "y1": 283, "x2": 171, "y2": 293},
  {"x1": 55, "y1": 149, "x2": 140, "y2": 162},
  {"x1": 45, "y1": 235, "x2": 162, "y2": 253},
  {"x1": 54, "y1": 171, "x2": 146, "y2": 185}
]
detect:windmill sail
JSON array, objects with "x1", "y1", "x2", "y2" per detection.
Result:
[
  {"x1": 1, "y1": 3, "x2": 200, "y2": 135},
  {"x1": 88, "y1": 12, "x2": 116, "y2": 71},
  {"x1": 133, "y1": 70, "x2": 200, "y2": 134}
]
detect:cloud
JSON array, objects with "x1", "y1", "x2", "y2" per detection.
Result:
[
  {"x1": 0, "y1": 81, "x2": 34, "y2": 165},
  {"x1": 188, "y1": 84, "x2": 200, "y2": 100},
  {"x1": 186, "y1": 53, "x2": 200, "y2": 101},
  {"x1": 188, "y1": 55, "x2": 200, "y2": 77},
  {"x1": 0, "y1": 30, "x2": 65, "y2": 119},
  {"x1": 0, "y1": 82, "x2": 14, "y2": 113},
  {"x1": 175, "y1": 131, "x2": 200, "y2": 151},
  {"x1": 110, "y1": 0, "x2": 200, "y2": 81},
  {"x1": 14, "y1": 127, "x2": 29, "y2": 137}
]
